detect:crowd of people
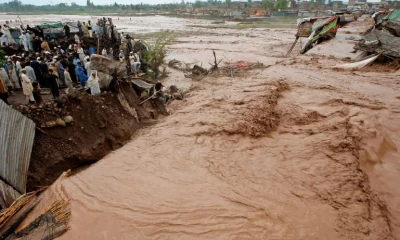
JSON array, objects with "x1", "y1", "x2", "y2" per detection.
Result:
[
  {"x1": 0, "y1": 17, "x2": 146, "y2": 105},
  {"x1": 0, "y1": 39, "x2": 102, "y2": 105}
]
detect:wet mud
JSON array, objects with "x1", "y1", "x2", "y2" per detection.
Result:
[{"x1": 2, "y1": 15, "x2": 400, "y2": 239}]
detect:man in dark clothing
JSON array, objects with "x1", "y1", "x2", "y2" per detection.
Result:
[
  {"x1": 64, "y1": 24, "x2": 70, "y2": 38},
  {"x1": 39, "y1": 57, "x2": 49, "y2": 87},
  {"x1": 67, "y1": 56, "x2": 77, "y2": 83},
  {"x1": 77, "y1": 21, "x2": 83, "y2": 37},
  {"x1": 30, "y1": 57, "x2": 41, "y2": 84},
  {"x1": 155, "y1": 81, "x2": 164, "y2": 92},
  {"x1": 32, "y1": 36, "x2": 41, "y2": 53},
  {"x1": 32, "y1": 82, "x2": 43, "y2": 104},
  {"x1": 48, "y1": 69, "x2": 59, "y2": 99}
]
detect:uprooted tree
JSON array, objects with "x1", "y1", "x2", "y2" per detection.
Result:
[{"x1": 143, "y1": 33, "x2": 175, "y2": 79}]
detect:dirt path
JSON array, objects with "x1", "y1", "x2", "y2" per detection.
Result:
[{"x1": 9, "y1": 16, "x2": 400, "y2": 239}]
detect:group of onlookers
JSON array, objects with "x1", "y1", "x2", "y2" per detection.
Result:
[{"x1": 0, "y1": 16, "x2": 149, "y2": 105}]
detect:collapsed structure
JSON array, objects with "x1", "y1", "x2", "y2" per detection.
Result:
[{"x1": 355, "y1": 10, "x2": 400, "y2": 59}]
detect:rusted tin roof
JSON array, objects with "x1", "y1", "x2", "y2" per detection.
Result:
[{"x1": 0, "y1": 100, "x2": 35, "y2": 208}]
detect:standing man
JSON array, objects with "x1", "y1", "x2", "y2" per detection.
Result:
[
  {"x1": 83, "y1": 22, "x2": 89, "y2": 37},
  {"x1": 6, "y1": 58, "x2": 20, "y2": 89},
  {"x1": 26, "y1": 31, "x2": 32, "y2": 51},
  {"x1": 64, "y1": 24, "x2": 70, "y2": 38},
  {"x1": 24, "y1": 62, "x2": 36, "y2": 82},
  {"x1": 41, "y1": 39, "x2": 50, "y2": 52},
  {"x1": 48, "y1": 69, "x2": 59, "y2": 100},
  {"x1": 85, "y1": 58, "x2": 91, "y2": 76},
  {"x1": 76, "y1": 62, "x2": 88, "y2": 87},
  {"x1": 20, "y1": 69, "x2": 35, "y2": 104},
  {"x1": 77, "y1": 45, "x2": 85, "y2": 63},
  {"x1": 67, "y1": 56, "x2": 77, "y2": 83},
  {"x1": 30, "y1": 57, "x2": 41, "y2": 84},
  {"x1": 64, "y1": 65, "x2": 75, "y2": 96},
  {"x1": 87, "y1": 20, "x2": 93, "y2": 38},
  {"x1": 77, "y1": 21, "x2": 83, "y2": 37},
  {"x1": 0, "y1": 26, "x2": 8, "y2": 46},
  {"x1": 15, "y1": 56, "x2": 22, "y2": 87},
  {"x1": 74, "y1": 33, "x2": 80, "y2": 45},
  {"x1": 57, "y1": 56, "x2": 66, "y2": 86},
  {"x1": 39, "y1": 57, "x2": 49, "y2": 87},
  {"x1": 20, "y1": 31, "x2": 28, "y2": 51}
]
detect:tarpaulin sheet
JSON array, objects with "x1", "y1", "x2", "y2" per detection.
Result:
[
  {"x1": 132, "y1": 79, "x2": 154, "y2": 89},
  {"x1": 36, "y1": 22, "x2": 63, "y2": 29}
]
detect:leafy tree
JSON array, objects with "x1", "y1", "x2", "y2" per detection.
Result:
[
  {"x1": 58, "y1": 3, "x2": 67, "y2": 8},
  {"x1": 248, "y1": 0, "x2": 252, "y2": 3},
  {"x1": 262, "y1": 0, "x2": 274, "y2": 9},
  {"x1": 194, "y1": 0, "x2": 203, "y2": 8},
  {"x1": 143, "y1": 33, "x2": 175, "y2": 79},
  {"x1": 226, "y1": 0, "x2": 232, "y2": 8},
  {"x1": 275, "y1": 0, "x2": 288, "y2": 9},
  {"x1": 309, "y1": 3, "x2": 315, "y2": 11}
]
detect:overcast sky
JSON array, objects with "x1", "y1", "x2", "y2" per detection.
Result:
[{"x1": 2, "y1": 0, "x2": 197, "y2": 5}]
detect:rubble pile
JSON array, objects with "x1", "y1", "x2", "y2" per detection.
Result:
[
  {"x1": 355, "y1": 10, "x2": 400, "y2": 59},
  {"x1": 14, "y1": 98, "x2": 74, "y2": 129}
]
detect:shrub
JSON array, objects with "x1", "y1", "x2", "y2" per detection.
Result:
[{"x1": 143, "y1": 32, "x2": 175, "y2": 79}]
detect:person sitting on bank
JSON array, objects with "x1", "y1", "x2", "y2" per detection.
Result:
[
  {"x1": 118, "y1": 50, "x2": 124, "y2": 62},
  {"x1": 130, "y1": 51, "x2": 141, "y2": 77},
  {"x1": 32, "y1": 81, "x2": 43, "y2": 104}
]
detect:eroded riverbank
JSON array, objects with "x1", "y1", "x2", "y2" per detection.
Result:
[{"x1": 2, "y1": 14, "x2": 400, "y2": 239}]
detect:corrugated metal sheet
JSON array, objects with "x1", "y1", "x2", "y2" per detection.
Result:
[
  {"x1": 0, "y1": 181, "x2": 21, "y2": 208},
  {"x1": 0, "y1": 100, "x2": 35, "y2": 208}
]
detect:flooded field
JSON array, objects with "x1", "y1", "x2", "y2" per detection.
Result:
[{"x1": 2, "y1": 14, "x2": 400, "y2": 239}]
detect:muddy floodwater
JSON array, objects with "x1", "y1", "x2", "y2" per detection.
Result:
[{"x1": 3, "y1": 15, "x2": 400, "y2": 239}]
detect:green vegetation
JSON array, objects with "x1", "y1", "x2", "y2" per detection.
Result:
[
  {"x1": 309, "y1": 3, "x2": 316, "y2": 12},
  {"x1": 0, "y1": 0, "x2": 324, "y2": 14},
  {"x1": 275, "y1": 0, "x2": 289, "y2": 10},
  {"x1": 261, "y1": 0, "x2": 275, "y2": 10},
  {"x1": 143, "y1": 33, "x2": 175, "y2": 79}
]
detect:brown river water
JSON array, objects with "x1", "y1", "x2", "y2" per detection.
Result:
[{"x1": 2, "y1": 15, "x2": 400, "y2": 239}]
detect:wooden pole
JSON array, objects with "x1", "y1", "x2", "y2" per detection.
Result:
[
  {"x1": 286, "y1": 37, "x2": 299, "y2": 57},
  {"x1": 97, "y1": 37, "x2": 100, "y2": 55}
]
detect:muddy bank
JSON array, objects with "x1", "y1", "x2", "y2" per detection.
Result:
[{"x1": 23, "y1": 82, "x2": 149, "y2": 192}]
